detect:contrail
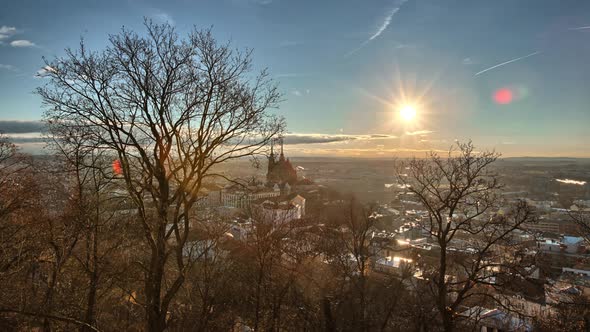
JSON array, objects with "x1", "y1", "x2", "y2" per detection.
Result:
[
  {"x1": 569, "y1": 26, "x2": 590, "y2": 30},
  {"x1": 475, "y1": 51, "x2": 541, "y2": 76},
  {"x1": 368, "y1": 6, "x2": 402, "y2": 42},
  {"x1": 345, "y1": 0, "x2": 408, "y2": 57}
]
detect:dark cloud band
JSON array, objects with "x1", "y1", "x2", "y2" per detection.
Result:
[
  {"x1": 0, "y1": 121, "x2": 45, "y2": 134},
  {"x1": 283, "y1": 133, "x2": 397, "y2": 145}
]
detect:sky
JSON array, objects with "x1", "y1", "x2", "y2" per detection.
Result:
[{"x1": 1, "y1": 0, "x2": 590, "y2": 157}]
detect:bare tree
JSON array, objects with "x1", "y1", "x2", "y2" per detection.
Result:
[
  {"x1": 39, "y1": 20, "x2": 283, "y2": 332},
  {"x1": 232, "y1": 207, "x2": 304, "y2": 331},
  {"x1": 397, "y1": 141, "x2": 537, "y2": 332},
  {"x1": 570, "y1": 211, "x2": 590, "y2": 243},
  {"x1": 45, "y1": 122, "x2": 137, "y2": 332},
  {"x1": 175, "y1": 218, "x2": 238, "y2": 331},
  {"x1": 0, "y1": 134, "x2": 42, "y2": 329},
  {"x1": 0, "y1": 133, "x2": 31, "y2": 221},
  {"x1": 317, "y1": 198, "x2": 409, "y2": 332},
  {"x1": 324, "y1": 199, "x2": 375, "y2": 331}
]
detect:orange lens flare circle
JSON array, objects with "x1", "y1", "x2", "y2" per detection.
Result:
[
  {"x1": 113, "y1": 159, "x2": 123, "y2": 175},
  {"x1": 493, "y1": 88, "x2": 513, "y2": 105}
]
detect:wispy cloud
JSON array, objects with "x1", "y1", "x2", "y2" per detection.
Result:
[
  {"x1": 393, "y1": 41, "x2": 416, "y2": 50},
  {"x1": 405, "y1": 130, "x2": 434, "y2": 136},
  {"x1": 10, "y1": 39, "x2": 35, "y2": 47},
  {"x1": 291, "y1": 89, "x2": 311, "y2": 97},
  {"x1": 475, "y1": 51, "x2": 541, "y2": 76},
  {"x1": 150, "y1": 11, "x2": 175, "y2": 25},
  {"x1": 231, "y1": 0, "x2": 273, "y2": 6},
  {"x1": 0, "y1": 64, "x2": 16, "y2": 71},
  {"x1": 35, "y1": 65, "x2": 57, "y2": 78},
  {"x1": 569, "y1": 26, "x2": 590, "y2": 31},
  {"x1": 0, "y1": 26, "x2": 18, "y2": 40},
  {"x1": 275, "y1": 73, "x2": 309, "y2": 79},
  {"x1": 283, "y1": 133, "x2": 397, "y2": 145},
  {"x1": 284, "y1": 134, "x2": 355, "y2": 145},
  {"x1": 462, "y1": 57, "x2": 478, "y2": 65},
  {"x1": 346, "y1": 0, "x2": 408, "y2": 57}
]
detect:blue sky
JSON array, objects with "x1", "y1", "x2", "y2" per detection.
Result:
[{"x1": 1, "y1": 0, "x2": 590, "y2": 157}]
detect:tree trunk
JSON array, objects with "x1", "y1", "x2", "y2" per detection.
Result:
[
  {"x1": 359, "y1": 275, "x2": 367, "y2": 332},
  {"x1": 146, "y1": 233, "x2": 167, "y2": 332},
  {"x1": 322, "y1": 297, "x2": 335, "y2": 332},
  {"x1": 81, "y1": 271, "x2": 98, "y2": 332},
  {"x1": 81, "y1": 223, "x2": 98, "y2": 332},
  {"x1": 253, "y1": 262, "x2": 265, "y2": 331},
  {"x1": 438, "y1": 240, "x2": 453, "y2": 332},
  {"x1": 147, "y1": 310, "x2": 167, "y2": 332},
  {"x1": 442, "y1": 311, "x2": 453, "y2": 332}
]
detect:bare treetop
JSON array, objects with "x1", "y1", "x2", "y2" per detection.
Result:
[
  {"x1": 40, "y1": 20, "x2": 283, "y2": 185},
  {"x1": 39, "y1": 20, "x2": 284, "y2": 332},
  {"x1": 397, "y1": 141, "x2": 537, "y2": 332}
]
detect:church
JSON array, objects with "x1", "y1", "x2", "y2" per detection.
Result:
[{"x1": 266, "y1": 138, "x2": 297, "y2": 187}]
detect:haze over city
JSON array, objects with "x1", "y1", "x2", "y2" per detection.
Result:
[{"x1": 1, "y1": 0, "x2": 590, "y2": 157}]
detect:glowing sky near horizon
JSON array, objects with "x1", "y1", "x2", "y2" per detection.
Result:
[{"x1": 0, "y1": 0, "x2": 589, "y2": 157}]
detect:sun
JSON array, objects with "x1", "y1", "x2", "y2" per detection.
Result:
[{"x1": 399, "y1": 105, "x2": 417, "y2": 122}]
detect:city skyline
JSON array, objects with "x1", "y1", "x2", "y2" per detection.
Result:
[{"x1": 1, "y1": 0, "x2": 590, "y2": 157}]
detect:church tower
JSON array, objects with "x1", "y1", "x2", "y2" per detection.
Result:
[
  {"x1": 266, "y1": 141, "x2": 276, "y2": 184},
  {"x1": 266, "y1": 137, "x2": 297, "y2": 187},
  {"x1": 279, "y1": 137, "x2": 285, "y2": 162}
]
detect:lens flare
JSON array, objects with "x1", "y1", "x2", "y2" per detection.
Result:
[
  {"x1": 493, "y1": 88, "x2": 513, "y2": 105},
  {"x1": 113, "y1": 159, "x2": 122, "y2": 175}
]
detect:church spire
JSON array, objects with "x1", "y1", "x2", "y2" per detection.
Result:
[
  {"x1": 279, "y1": 137, "x2": 285, "y2": 161},
  {"x1": 266, "y1": 136, "x2": 297, "y2": 186}
]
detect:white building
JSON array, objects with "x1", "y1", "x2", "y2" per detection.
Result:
[
  {"x1": 257, "y1": 194, "x2": 305, "y2": 223},
  {"x1": 537, "y1": 236, "x2": 586, "y2": 254},
  {"x1": 221, "y1": 189, "x2": 280, "y2": 209}
]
